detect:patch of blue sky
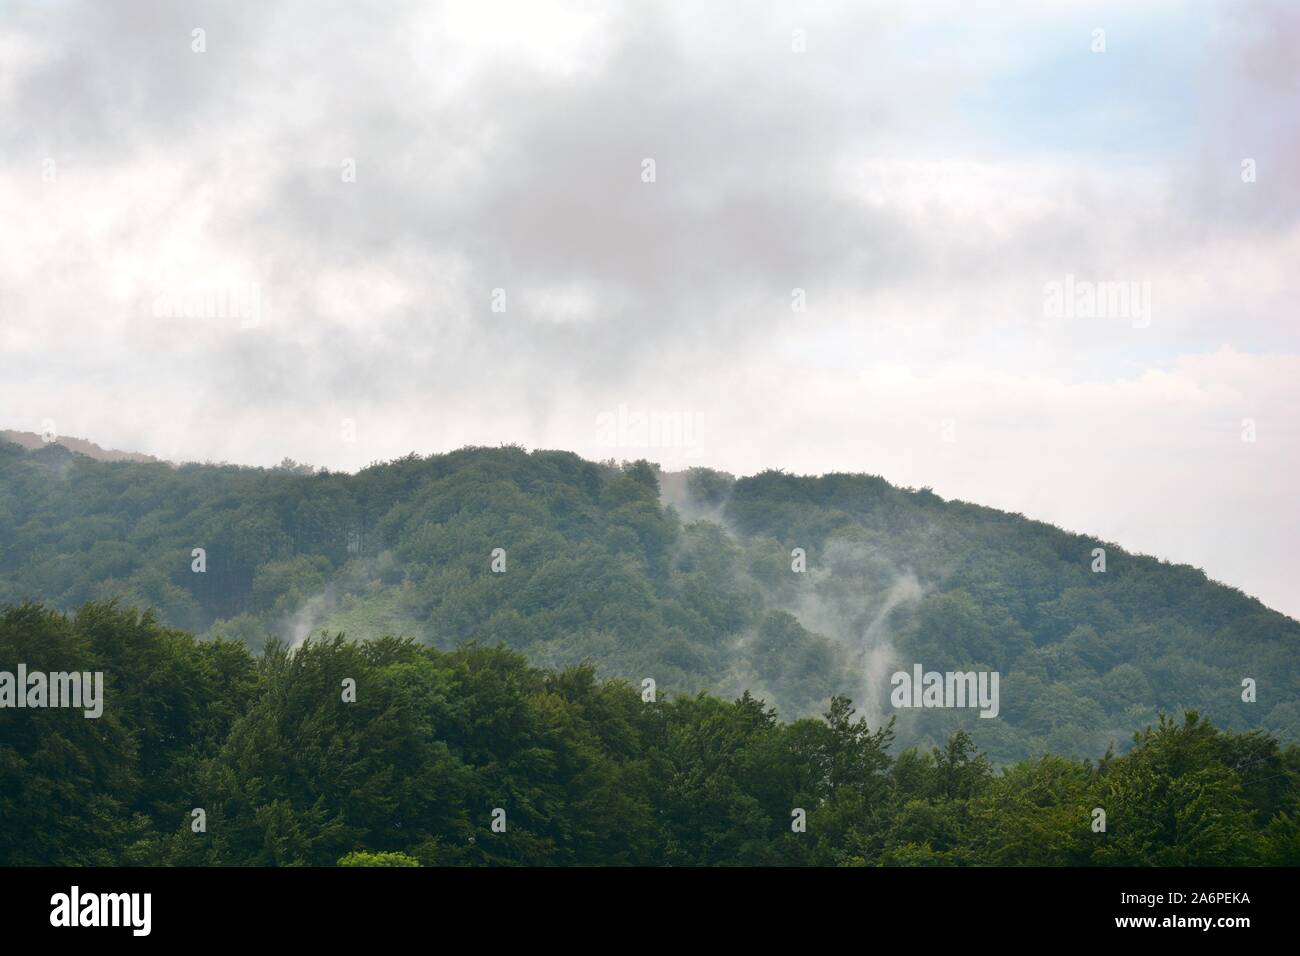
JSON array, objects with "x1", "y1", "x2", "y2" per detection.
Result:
[{"x1": 892, "y1": 9, "x2": 1211, "y2": 164}]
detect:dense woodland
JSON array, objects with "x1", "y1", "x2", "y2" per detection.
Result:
[
  {"x1": 2, "y1": 602, "x2": 1297, "y2": 866},
  {"x1": 1, "y1": 439, "x2": 1296, "y2": 765}
]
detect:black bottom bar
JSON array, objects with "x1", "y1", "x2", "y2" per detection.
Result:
[{"x1": 0, "y1": 866, "x2": 1285, "y2": 942}]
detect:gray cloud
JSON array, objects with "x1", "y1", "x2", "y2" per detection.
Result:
[{"x1": 1, "y1": 0, "x2": 1297, "y2": 615}]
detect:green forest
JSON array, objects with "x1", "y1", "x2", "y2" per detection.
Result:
[
  {"x1": 2, "y1": 601, "x2": 1297, "y2": 866},
  {"x1": 1, "y1": 439, "x2": 1296, "y2": 767}
]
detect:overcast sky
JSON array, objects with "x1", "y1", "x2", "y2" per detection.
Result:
[{"x1": 1, "y1": 0, "x2": 1297, "y2": 617}]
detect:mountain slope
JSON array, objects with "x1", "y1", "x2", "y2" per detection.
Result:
[
  {"x1": 4, "y1": 601, "x2": 1295, "y2": 866},
  {"x1": 0, "y1": 438, "x2": 1295, "y2": 762},
  {"x1": 0, "y1": 430, "x2": 158, "y2": 463}
]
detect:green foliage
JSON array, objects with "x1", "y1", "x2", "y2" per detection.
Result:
[
  {"x1": 2, "y1": 439, "x2": 1297, "y2": 764},
  {"x1": 3, "y1": 603, "x2": 1297, "y2": 866},
  {"x1": 338, "y1": 851, "x2": 420, "y2": 867}
]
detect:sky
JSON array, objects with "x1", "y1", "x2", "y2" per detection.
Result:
[{"x1": 1, "y1": 0, "x2": 1297, "y2": 617}]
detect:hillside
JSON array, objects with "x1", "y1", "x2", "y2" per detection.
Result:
[
  {"x1": 0, "y1": 438, "x2": 1296, "y2": 763},
  {"x1": 3, "y1": 602, "x2": 1296, "y2": 866},
  {"x1": 0, "y1": 430, "x2": 159, "y2": 463}
]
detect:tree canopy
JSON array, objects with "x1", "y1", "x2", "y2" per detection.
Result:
[
  {"x1": 1, "y1": 602, "x2": 1296, "y2": 866},
  {"x1": 2, "y1": 440, "x2": 1295, "y2": 764}
]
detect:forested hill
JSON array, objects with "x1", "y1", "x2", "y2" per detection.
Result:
[
  {"x1": 3, "y1": 603, "x2": 1297, "y2": 866},
  {"x1": 1, "y1": 438, "x2": 1296, "y2": 763}
]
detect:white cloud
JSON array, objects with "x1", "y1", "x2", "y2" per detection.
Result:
[{"x1": 0, "y1": 0, "x2": 1296, "y2": 618}]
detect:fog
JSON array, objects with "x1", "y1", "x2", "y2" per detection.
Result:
[{"x1": 2, "y1": 0, "x2": 1297, "y2": 616}]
